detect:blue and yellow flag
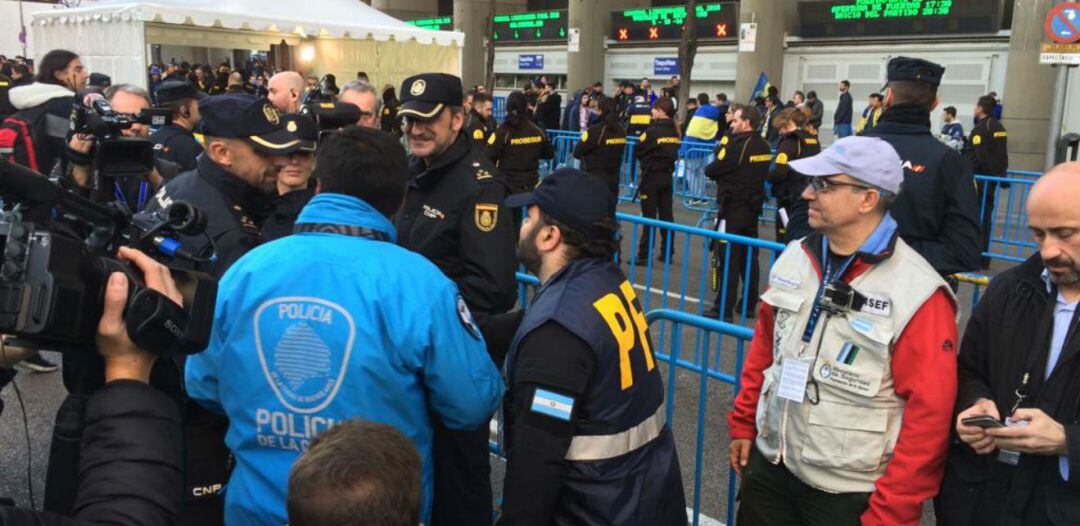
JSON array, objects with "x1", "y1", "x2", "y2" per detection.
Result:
[{"x1": 750, "y1": 72, "x2": 771, "y2": 102}]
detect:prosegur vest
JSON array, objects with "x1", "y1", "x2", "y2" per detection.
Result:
[
  {"x1": 505, "y1": 257, "x2": 685, "y2": 525},
  {"x1": 755, "y1": 238, "x2": 954, "y2": 493}
]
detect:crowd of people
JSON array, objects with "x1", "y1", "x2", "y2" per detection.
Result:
[{"x1": 0, "y1": 45, "x2": 1072, "y2": 526}]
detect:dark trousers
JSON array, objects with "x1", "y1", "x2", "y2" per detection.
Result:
[
  {"x1": 976, "y1": 179, "x2": 998, "y2": 268},
  {"x1": 737, "y1": 448, "x2": 871, "y2": 526},
  {"x1": 590, "y1": 167, "x2": 620, "y2": 198},
  {"x1": 714, "y1": 201, "x2": 760, "y2": 316},
  {"x1": 637, "y1": 173, "x2": 674, "y2": 258},
  {"x1": 431, "y1": 421, "x2": 493, "y2": 526}
]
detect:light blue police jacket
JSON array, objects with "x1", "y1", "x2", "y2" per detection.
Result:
[{"x1": 185, "y1": 192, "x2": 504, "y2": 526}]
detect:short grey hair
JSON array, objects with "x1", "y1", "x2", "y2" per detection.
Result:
[
  {"x1": 341, "y1": 80, "x2": 380, "y2": 113},
  {"x1": 104, "y1": 83, "x2": 152, "y2": 106}
]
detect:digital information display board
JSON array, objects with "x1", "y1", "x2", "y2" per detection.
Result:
[
  {"x1": 798, "y1": 0, "x2": 1002, "y2": 38},
  {"x1": 610, "y1": 3, "x2": 739, "y2": 42},
  {"x1": 492, "y1": 10, "x2": 567, "y2": 42},
  {"x1": 405, "y1": 17, "x2": 453, "y2": 31}
]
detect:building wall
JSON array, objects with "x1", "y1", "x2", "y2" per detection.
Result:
[{"x1": 0, "y1": 0, "x2": 61, "y2": 58}]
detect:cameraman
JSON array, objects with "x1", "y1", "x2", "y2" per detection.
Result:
[
  {"x1": 149, "y1": 81, "x2": 205, "y2": 172},
  {"x1": 64, "y1": 84, "x2": 183, "y2": 211},
  {"x1": 0, "y1": 247, "x2": 184, "y2": 526}
]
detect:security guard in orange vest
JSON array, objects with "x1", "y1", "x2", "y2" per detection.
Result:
[{"x1": 704, "y1": 103, "x2": 773, "y2": 319}]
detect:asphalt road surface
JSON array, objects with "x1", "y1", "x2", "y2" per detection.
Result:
[{"x1": 0, "y1": 200, "x2": 1010, "y2": 525}]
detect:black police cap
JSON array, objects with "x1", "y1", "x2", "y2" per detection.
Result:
[
  {"x1": 199, "y1": 94, "x2": 301, "y2": 155},
  {"x1": 886, "y1": 57, "x2": 945, "y2": 87},
  {"x1": 155, "y1": 80, "x2": 207, "y2": 106},
  {"x1": 504, "y1": 168, "x2": 616, "y2": 241},
  {"x1": 281, "y1": 113, "x2": 318, "y2": 153},
  {"x1": 399, "y1": 73, "x2": 463, "y2": 121}
]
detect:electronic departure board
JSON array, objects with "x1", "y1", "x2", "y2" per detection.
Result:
[
  {"x1": 798, "y1": 0, "x2": 1003, "y2": 38},
  {"x1": 405, "y1": 17, "x2": 453, "y2": 31},
  {"x1": 610, "y1": 2, "x2": 739, "y2": 42},
  {"x1": 492, "y1": 10, "x2": 567, "y2": 42}
]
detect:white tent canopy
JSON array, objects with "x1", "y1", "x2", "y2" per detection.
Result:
[{"x1": 31, "y1": 0, "x2": 463, "y2": 91}]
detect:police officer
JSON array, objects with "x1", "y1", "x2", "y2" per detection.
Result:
[
  {"x1": 262, "y1": 113, "x2": 318, "y2": 242},
  {"x1": 863, "y1": 57, "x2": 982, "y2": 277},
  {"x1": 704, "y1": 103, "x2": 772, "y2": 319},
  {"x1": 499, "y1": 168, "x2": 687, "y2": 526},
  {"x1": 728, "y1": 137, "x2": 958, "y2": 526},
  {"x1": 150, "y1": 81, "x2": 206, "y2": 172},
  {"x1": 465, "y1": 91, "x2": 495, "y2": 146},
  {"x1": 487, "y1": 91, "x2": 554, "y2": 195},
  {"x1": 768, "y1": 106, "x2": 821, "y2": 242},
  {"x1": 393, "y1": 72, "x2": 516, "y2": 526},
  {"x1": 626, "y1": 95, "x2": 652, "y2": 137},
  {"x1": 633, "y1": 97, "x2": 680, "y2": 263},
  {"x1": 573, "y1": 95, "x2": 626, "y2": 197},
  {"x1": 965, "y1": 94, "x2": 1008, "y2": 269}
]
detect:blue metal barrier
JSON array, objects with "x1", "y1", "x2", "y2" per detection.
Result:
[
  {"x1": 648, "y1": 308, "x2": 753, "y2": 526},
  {"x1": 493, "y1": 96, "x2": 506, "y2": 123},
  {"x1": 976, "y1": 174, "x2": 1037, "y2": 263}
]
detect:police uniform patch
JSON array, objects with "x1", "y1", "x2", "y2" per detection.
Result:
[
  {"x1": 720, "y1": 135, "x2": 730, "y2": 146},
  {"x1": 286, "y1": 120, "x2": 298, "y2": 133},
  {"x1": 639, "y1": 132, "x2": 647, "y2": 142},
  {"x1": 776, "y1": 152, "x2": 788, "y2": 165},
  {"x1": 531, "y1": 388, "x2": 574, "y2": 421},
  {"x1": 972, "y1": 134, "x2": 982, "y2": 146},
  {"x1": 475, "y1": 203, "x2": 498, "y2": 232},
  {"x1": 487, "y1": 133, "x2": 497, "y2": 145},
  {"x1": 580, "y1": 131, "x2": 588, "y2": 142},
  {"x1": 263, "y1": 104, "x2": 280, "y2": 125},
  {"x1": 473, "y1": 129, "x2": 485, "y2": 140},
  {"x1": 456, "y1": 295, "x2": 481, "y2": 340},
  {"x1": 410, "y1": 79, "x2": 426, "y2": 96},
  {"x1": 717, "y1": 147, "x2": 727, "y2": 161}
]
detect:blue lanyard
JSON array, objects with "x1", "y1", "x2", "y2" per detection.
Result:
[
  {"x1": 801, "y1": 236, "x2": 856, "y2": 343},
  {"x1": 114, "y1": 181, "x2": 148, "y2": 212}
]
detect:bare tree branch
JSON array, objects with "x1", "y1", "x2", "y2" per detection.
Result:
[{"x1": 676, "y1": 0, "x2": 698, "y2": 126}]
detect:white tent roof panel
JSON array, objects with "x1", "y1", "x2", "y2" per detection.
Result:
[{"x1": 31, "y1": 0, "x2": 463, "y2": 46}]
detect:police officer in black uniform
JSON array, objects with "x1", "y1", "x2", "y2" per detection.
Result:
[
  {"x1": 965, "y1": 93, "x2": 1008, "y2": 268},
  {"x1": 393, "y1": 72, "x2": 516, "y2": 526},
  {"x1": 704, "y1": 103, "x2": 772, "y2": 319},
  {"x1": 498, "y1": 168, "x2": 687, "y2": 526},
  {"x1": 487, "y1": 91, "x2": 554, "y2": 195},
  {"x1": 768, "y1": 106, "x2": 821, "y2": 242},
  {"x1": 863, "y1": 56, "x2": 981, "y2": 276},
  {"x1": 633, "y1": 97, "x2": 680, "y2": 263},
  {"x1": 626, "y1": 95, "x2": 652, "y2": 137},
  {"x1": 261, "y1": 113, "x2": 318, "y2": 242},
  {"x1": 465, "y1": 91, "x2": 495, "y2": 146},
  {"x1": 144, "y1": 93, "x2": 299, "y2": 525},
  {"x1": 573, "y1": 95, "x2": 626, "y2": 197},
  {"x1": 150, "y1": 81, "x2": 206, "y2": 172}
]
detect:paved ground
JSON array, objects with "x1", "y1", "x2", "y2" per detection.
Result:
[{"x1": 0, "y1": 199, "x2": 1013, "y2": 524}]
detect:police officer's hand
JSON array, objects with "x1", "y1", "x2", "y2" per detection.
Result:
[
  {"x1": 956, "y1": 398, "x2": 1000, "y2": 455},
  {"x1": 986, "y1": 408, "x2": 1067, "y2": 456},
  {"x1": 729, "y1": 438, "x2": 752, "y2": 475},
  {"x1": 96, "y1": 247, "x2": 183, "y2": 384}
]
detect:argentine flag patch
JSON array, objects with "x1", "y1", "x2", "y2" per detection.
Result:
[{"x1": 531, "y1": 388, "x2": 575, "y2": 421}]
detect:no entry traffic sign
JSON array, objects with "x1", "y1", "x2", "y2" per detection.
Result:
[{"x1": 1046, "y1": 3, "x2": 1080, "y2": 44}]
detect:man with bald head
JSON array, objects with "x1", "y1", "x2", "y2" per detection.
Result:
[
  {"x1": 268, "y1": 71, "x2": 304, "y2": 114},
  {"x1": 936, "y1": 163, "x2": 1080, "y2": 524}
]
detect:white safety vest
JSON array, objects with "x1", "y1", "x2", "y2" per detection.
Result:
[{"x1": 754, "y1": 237, "x2": 954, "y2": 493}]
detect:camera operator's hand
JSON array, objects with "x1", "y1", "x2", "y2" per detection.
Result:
[
  {"x1": 68, "y1": 133, "x2": 95, "y2": 188},
  {"x1": 97, "y1": 247, "x2": 183, "y2": 383}
]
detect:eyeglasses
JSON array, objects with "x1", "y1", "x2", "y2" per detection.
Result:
[{"x1": 807, "y1": 177, "x2": 873, "y2": 194}]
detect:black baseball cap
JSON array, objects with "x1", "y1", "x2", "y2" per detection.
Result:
[
  {"x1": 504, "y1": 168, "x2": 616, "y2": 241},
  {"x1": 281, "y1": 113, "x2": 318, "y2": 153},
  {"x1": 199, "y1": 94, "x2": 301, "y2": 155},
  {"x1": 155, "y1": 80, "x2": 207, "y2": 105},
  {"x1": 884, "y1": 57, "x2": 945, "y2": 88},
  {"x1": 399, "y1": 73, "x2": 463, "y2": 121}
]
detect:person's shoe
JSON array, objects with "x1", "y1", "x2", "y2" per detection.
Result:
[
  {"x1": 633, "y1": 256, "x2": 651, "y2": 267},
  {"x1": 17, "y1": 353, "x2": 59, "y2": 373},
  {"x1": 703, "y1": 304, "x2": 721, "y2": 319}
]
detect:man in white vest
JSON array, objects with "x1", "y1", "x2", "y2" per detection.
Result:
[{"x1": 726, "y1": 136, "x2": 959, "y2": 525}]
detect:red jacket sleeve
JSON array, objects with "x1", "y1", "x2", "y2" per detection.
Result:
[
  {"x1": 727, "y1": 299, "x2": 776, "y2": 441},
  {"x1": 861, "y1": 289, "x2": 958, "y2": 526}
]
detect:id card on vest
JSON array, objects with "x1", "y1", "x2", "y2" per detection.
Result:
[{"x1": 812, "y1": 311, "x2": 893, "y2": 398}]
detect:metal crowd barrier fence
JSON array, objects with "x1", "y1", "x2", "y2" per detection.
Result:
[
  {"x1": 493, "y1": 96, "x2": 506, "y2": 123},
  {"x1": 976, "y1": 173, "x2": 1038, "y2": 263}
]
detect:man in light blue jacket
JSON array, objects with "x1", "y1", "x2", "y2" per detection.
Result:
[{"x1": 185, "y1": 125, "x2": 504, "y2": 526}]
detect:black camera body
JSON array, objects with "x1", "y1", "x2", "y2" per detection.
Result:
[
  {"x1": 0, "y1": 159, "x2": 215, "y2": 355},
  {"x1": 69, "y1": 95, "x2": 172, "y2": 181},
  {"x1": 300, "y1": 101, "x2": 362, "y2": 141}
]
